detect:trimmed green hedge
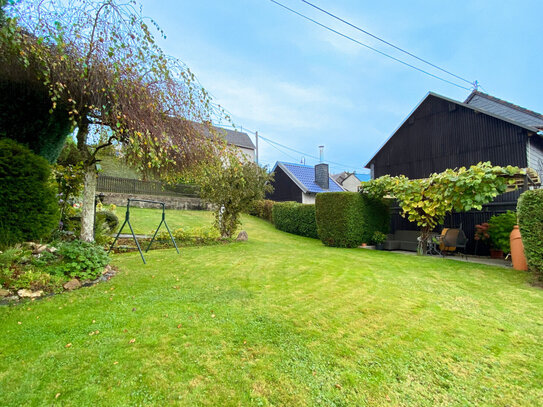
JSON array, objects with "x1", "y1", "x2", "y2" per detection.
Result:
[
  {"x1": 248, "y1": 199, "x2": 275, "y2": 222},
  {"x1": 0, "y1": 139, "x2": 59, "y2": 247},
  {"x1": 517, "y1": 189, "x2": 543, "y2": 274},
  {"x1": 272, "y1": 202, "x2": 318, "y2": 239},
  {"x1": 315, "y1": 192, "x2": 389, "y2": 248}
]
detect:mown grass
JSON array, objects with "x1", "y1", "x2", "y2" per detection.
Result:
[
  {"x1": 1, "y1": 209, "x2": 542, "y2": 406},
  {"x1": 112, "y1": 207, "x2": 214, "y2": 235}
]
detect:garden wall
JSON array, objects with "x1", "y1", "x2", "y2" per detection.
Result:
[{"x1": 99, "y1": 192, "x2": 212, "y2": 211}]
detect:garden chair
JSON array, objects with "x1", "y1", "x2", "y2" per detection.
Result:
[{"x1": 439, "y1": 228, "x2": 468, "y2": 258}]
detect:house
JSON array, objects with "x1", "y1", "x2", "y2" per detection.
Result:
[
  {"x1": 365, "y1": 90, "x2": 543, "y2": 253},
  {"x1": 191, "y1": 122, "x2": 256, "y2": 162},
  {"x1": 332, "y1": 171, "x2": 371, "y2": 192},
  {"x1": 213, "y1": 126, "x2": 256, "y2": 163},
  {"x1": 268, "y1": 161, "x2": 344, "y2": 204}
]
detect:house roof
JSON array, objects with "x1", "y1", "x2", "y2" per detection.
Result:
[
  {"x1": 191, "y1": 122, "x2": 256, "y2": 150},
  {"x1": 213, "y1": 126, "x2": 256, "y2": 150},
  {"x1": 332, "y1": 171, "x2": 370, "y2": 183},
  {"x1": 366, "y1": 91, "x2": 543, "y2": 168},
  {"x1": 465, "y1": 91, "x2": 543, "y2": 129},
  {"x1": 273, "y1": 161, "x2": 344, "y2": 194}
]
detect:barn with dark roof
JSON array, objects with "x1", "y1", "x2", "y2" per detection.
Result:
[{"x1": 365, "y1": 90, "x2": 543, "y2": 253}]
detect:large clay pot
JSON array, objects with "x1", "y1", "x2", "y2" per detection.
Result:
[{"x1": 510, "y1": 225, "x2": 528, "y2": 271}]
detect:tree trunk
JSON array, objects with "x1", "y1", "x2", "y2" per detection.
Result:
[
  {"x1": 418, "y1": 226, "x2": 432, "y2": 255},
  {"x1": 80, "y1": 162, "x2": 97, "y2": 242}
]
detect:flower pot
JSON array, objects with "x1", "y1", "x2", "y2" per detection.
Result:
[
  {"x1": 510, "y1": 225, "x2": 528, "y2": 271},
  {"x1": 489, "y1": 249, "x2": 504, "y2": 259}
]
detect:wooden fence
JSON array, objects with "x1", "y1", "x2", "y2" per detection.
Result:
[{"x1": 97, "y1": 175, "x2": 199, "y2": 198}]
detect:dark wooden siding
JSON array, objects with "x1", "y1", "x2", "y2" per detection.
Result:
[
  {"x1": 267, "y1": 166, "x2": 302, "y2": 203},
  {"x1": 370, "y1": 94, "x2": 543, "y2": 254},
  {"x1": 371, "y1": 95, "x2": 529, "y2": 179}
]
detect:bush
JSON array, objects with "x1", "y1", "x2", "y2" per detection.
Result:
[
  {"x1": 487, "y1": 211, "x2": 517, "y2": 253},
  {"x1": 518, "y1": 190, "x2": 543, "y2": 274},
  {"x1": 0, "y1": 139, "x2": 59, "y2": 247},
  {"x1": 96, "y1": 210, "x2": 119, "y2": 232},
  {"x1": 248, "y1": 199, "x2": 275, "y2": 222},
  {"x1": 315, "y1": 192, "x2": 389, "y2": 248},
  {"x1": 49, "y1": 240, "x2": 110, "y2": 281},
  {"x1": 157, "y1": 225, "x2": 222, "y2": 246},
  {"x1": 272, "y1": 202, "x2": 318, "y2": 239}
]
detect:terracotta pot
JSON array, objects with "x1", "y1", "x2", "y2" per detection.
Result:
[
  {"x1": 489, "y1": 249, "x2": 504, "y2": 259},
  {"x1": 510, "y1": 225, "x2": 528, "y2": 271}
]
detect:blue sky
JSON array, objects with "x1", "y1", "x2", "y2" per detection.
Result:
[{"x1": 139, "y1": 0, "x2": 543, "y2": 175}]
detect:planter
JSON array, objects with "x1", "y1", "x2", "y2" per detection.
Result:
[
  {"x1": 510, "y1": 225, "x2": 528, "y2": 271},
  {"x1": 489, "y1": 249, "x2": 504, "y2": 259},
  {"x1": 375, "y1": 243, "x2": 384, "y2": 250}
]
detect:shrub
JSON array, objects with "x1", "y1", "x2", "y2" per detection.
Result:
[
  {"x1": 157, "y1": 225, "x2": 222, "y2": 246},
  {"x1": 272, "y1": 202, "x2": 318, "y2": 239},
  {"x1": 248, "y1": 199, "x2": 275, "y2": 222},
  {"x1": 50, "y1": 240, "x2": 110, "y2": 281},
  {"x1": 518, "y1": 189, "x2": 543, "y2": 274},
  {"x1": 96, "y1": 210, "x2": 119, "y2": 232},
  {"x1": 315, "y1": 192, "x2": 389, "y2": 248},
  {"x1": 487, "y1": 211, "x2": 517, "y2": 253},
  {"x1": 0, "y1": 139, "x2": 59, "y2": 247}
]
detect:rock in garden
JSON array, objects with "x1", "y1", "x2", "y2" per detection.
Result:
[
  {"x1": 236, "y1": 230, "x2": 248, "y2": 241},
  {"x1": 17, "y1": 289, "x2": 43, "y2": 298},
  {"x1": 63, "y1": 279, "x2": 82, "y2": 291},
  {"x1": 46, "y1": 246, "x2": 58, "y2": 253},
  {"x1": 0, "y1": 288, "x2": 11, "y2": 297}
]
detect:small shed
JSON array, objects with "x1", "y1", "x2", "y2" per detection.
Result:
[{"x1": 268, "y1": 162, "x2": 344, "y2": 204}]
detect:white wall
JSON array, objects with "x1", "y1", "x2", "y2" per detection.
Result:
[
  {"x1": 302, "y1": 193, "x2": 316, "y2": 204},
  {"x1": 237, "y1": 147, "x2": 256, "y2": 163},
  {"x1": 341, "y1": 175, "x2": 362, "y2": 192}
]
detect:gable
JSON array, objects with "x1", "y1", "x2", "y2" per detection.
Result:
[{"x1": 367, "y1": 93, "x2": 530, "y2": 179}]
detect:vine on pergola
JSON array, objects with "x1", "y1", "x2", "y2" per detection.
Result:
[
  {"x1": 361, "y1": 162, "x2": 523, "y2": 253},
  {"x1": 1, "y1": 0, "x2": 229, "y2": 241}
]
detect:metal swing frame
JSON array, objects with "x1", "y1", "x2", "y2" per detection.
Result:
[{"x1": 108, "y1": 198, "x2": 179, "y2": 264}]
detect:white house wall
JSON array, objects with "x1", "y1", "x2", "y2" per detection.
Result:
[{"x1": 302, "y1": 193, "x2": 316, "y2": 204}]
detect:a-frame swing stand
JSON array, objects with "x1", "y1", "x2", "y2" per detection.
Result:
[{"x1": 108, "y1": 198, "x2": 179, "y2": 264}]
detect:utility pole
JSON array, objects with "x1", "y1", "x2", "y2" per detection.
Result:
[
  {"x1": 255, "y1": 131, "x2": 259, "y2": 165},
  {"x1": 319, "y1": 145, "x2": 324, "y2": 162}
]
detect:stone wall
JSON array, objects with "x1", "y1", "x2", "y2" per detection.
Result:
[{"x1": 99, "y1": 192, "x2": 213, "y2": 211}]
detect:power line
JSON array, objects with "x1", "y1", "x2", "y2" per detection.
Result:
[
  {"x1": 214, "y1": 123, "x2": 370, "y2": 172},
  {"x1": 300, "y1": 0, "x2": 474, "y2": 87},
  {"x1": 268, "y1": 0, "x2": 472, "y2": 91}
]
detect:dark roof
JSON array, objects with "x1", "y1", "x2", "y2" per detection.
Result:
[
  {"x1": 366, "y1": 91, "x2": 543, "y2": 168},
  {"x1": 273, "y1": 162, "x2": 344, "y2": 194},
  {"x1": 213, "y1": 126, "x2": 256, "y2": 150},
  {"x1": 190, "y1": 122, "x2": 255, "y2": 150},
  {"x1": 465, "y1": 91, "x2": 543, "y2": 129}
]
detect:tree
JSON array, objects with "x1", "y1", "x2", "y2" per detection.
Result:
[
  {"x1": 361, "y1": 162, "x2": 523, "y2": 254},
  {"x1": 197, "y1": 151, "x2": 274, "y2": 238},
  {"x1": 2, "y1": 0, "x2": 222, "y2": 241}
]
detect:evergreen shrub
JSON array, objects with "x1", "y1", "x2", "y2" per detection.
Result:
[
  {"x1": 315, "y1": 192, "x2": 389, "y2": 248},
  {"x1": 517, "y1": 189, "x2": 543, "y2": 275},
  {"x1": 272, "y1": 202, "x2": 318, "y2": 239},
  {"x1": 0, "y1": 139, "x2": 59, "y2": 247},
  {"x1": 248, "y1": 199, "x2": 275, "y2": 222}
]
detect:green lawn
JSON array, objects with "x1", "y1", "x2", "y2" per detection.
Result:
[
  {"x1": 112, "y1": 207, "x2": 214, "y2": 235},
  {"x1": 1, "y1": 209, "x2": 543, "y2": 406}
]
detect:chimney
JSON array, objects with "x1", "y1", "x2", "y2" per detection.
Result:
[{"x1": 315, "y1": 163, "x2": 329, "y2": 189}]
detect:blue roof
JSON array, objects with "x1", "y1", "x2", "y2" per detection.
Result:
[
  {"x1": 274, "y1": 162, "x2": 344, "y2": 193},
  {"x1": 354, "y1": 173, "x2": 371, "y2": 182}
]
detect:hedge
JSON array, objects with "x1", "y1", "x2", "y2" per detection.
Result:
[
  {"x1": 315, "y1": 192, "x2": 389, "y2": 248},
  {"x1": 247, "y1": 199, "x2": 275, "y2": 222},
  {"x1": 517, "y1": 189, "x2": 543, "y2": 275},
  {"x1": 272, "y1": 202, "x2": 318, "y2": 239},
  {"x1": 0, "y1": 139, "x2": 59, "y2": 247}
]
